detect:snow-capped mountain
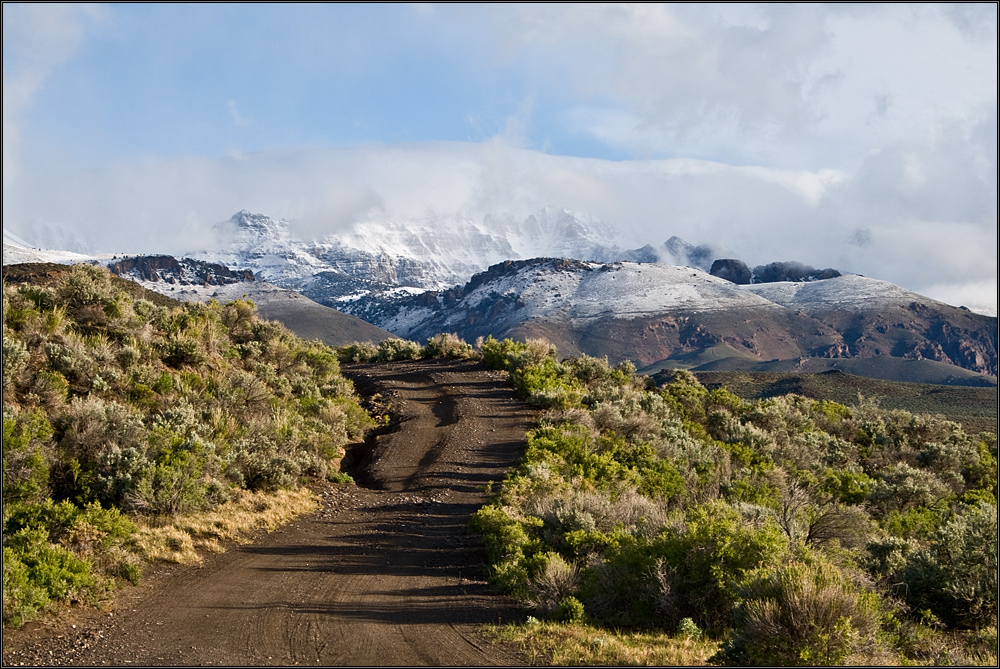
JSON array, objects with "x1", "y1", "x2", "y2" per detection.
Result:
[
  {"x1": 192, "y1": 208, "x2": 658, "y2": 297},
  {"x1": 344, "y1": 258, "x2": 997, "y2": 383},
  {"x1": 6, "y1": 210, "x2": 994, "y2": 384}
]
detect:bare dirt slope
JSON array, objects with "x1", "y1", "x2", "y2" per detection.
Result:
[{"x1": 2, "y1": 359, "x2": 536, "y2": 666}]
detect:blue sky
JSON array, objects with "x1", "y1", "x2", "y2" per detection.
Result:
[{"x1": 3, "y1": 3, "x2": 997, "y2": 312}]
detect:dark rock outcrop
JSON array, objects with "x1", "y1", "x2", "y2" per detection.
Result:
[
  {"x1": 108, "y1": 255, "x2": 255, "y2": 286},
  {"x1": 710, "y1": 259, "x2": 753, "y2": 284},
  {"x1": 620, "y1": 244, "x2": 660, "y2": 264},
  {"x1": 751, "y1": 261, "x2": 841, "y2": 283}
]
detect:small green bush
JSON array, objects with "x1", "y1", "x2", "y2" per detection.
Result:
[
  {"x1": 2, "y1": 408, "x2": 53, "y2": 504},
  {"x1": 2, "y1": 528, "x2": 96, "y2": 626},
  {"x1": 3, "y1": 547, "x2": 51, "y2": 627},
  {"x1": 131, "y1": 447, "x2": 212, "y2": 514},
  {"x1": 327, "y1": 470, "x2": 354, "y2": 484},
  {"x1": 676, "y1": 617, "x2": 703, "y2": 640},
  {"x1": 556, "y1": 595, "x2": 587, "y2": 623},
  {"x1": 662, "y1": 501, "x2": 789, "y2": 632},
  {"x1": 480, "y1": 335, "x2": 525, "y2": 370},
  {"x1": 470, "y1": 504, "x2": 544, "y2": 597}
]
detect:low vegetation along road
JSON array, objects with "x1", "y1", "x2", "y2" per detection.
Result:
[{"x1": 3, "y1": 359, "x2": 536, "y2": 666}]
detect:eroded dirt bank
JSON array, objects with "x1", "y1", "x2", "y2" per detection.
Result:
[{"x1": 2, "y1": 359, "x2": 536, "y2": 666}]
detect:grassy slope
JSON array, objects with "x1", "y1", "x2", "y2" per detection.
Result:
[
  {"x1": 3, "y1": 262, "x2": 179, "y2": 308},
  {"x1": 3, "y1": 263, "x2": 395, "y2": 348}
]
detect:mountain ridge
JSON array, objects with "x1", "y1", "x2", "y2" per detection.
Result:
[
  {"x1": 332, "y1": 257, "x2": 996, "y2": 383},
  {"x1": 4, "y1": 213, "x2": 995, "y2": 385}
]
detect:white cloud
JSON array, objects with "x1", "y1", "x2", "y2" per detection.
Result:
[
  {"x1": 920, "y1": 279, "x2": 998, "y2": 317},
  {"x1": 5, "y1": 141, "x2": 994, "y2": 313},
  {"x1": 2, "y1": 5, "x2": 994, "y2": 315},
  {"x1": 463, "y1": 4, "x2": 995, "y2": 168}
]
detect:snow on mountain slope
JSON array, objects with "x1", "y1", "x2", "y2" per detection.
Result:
[
  {"x1": 456, "y1": 260, "x2": 778, "y2": 324},
  {"x1": 366, "y1": 258, "x2": 787, "y2": 340},
  {"x1": 362, "y1": 256, "x2": 996, "y2": 380},
  {"x1": 742, "y1": 274, "x2": 945, "y2": 312},
  {"x1": 192, "y1": 208, "x2": 656, "y2": 294},
  {"x1": 199, "y1": 211, "x2": 334, "y2": 286},
  {"x1": 3, "y1": 238, "x2": 95, "y2": 266}
]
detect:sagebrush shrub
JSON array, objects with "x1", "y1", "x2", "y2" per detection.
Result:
[
  {"x1": 2, "y1": 337, "x2": 31, "y2": 391},
  {"x1": 377, "y1": 337, "x2": 423, "y2": 361},
  {"x1": 56, "y1": 396, "x2": 145, "y2": 464},
  {"x1": 902, "y1": 501, "x2": 998, "y2": 628},
  {"x1": 224, "y1": 439, "x2": 302, "y2": 491},
  {"x1": 424, "y1": 333, "x2": 476, "y2": 359},
  {"x1": 337, "y1": 341, "x2": 379, "y2": 363},
  {"x1": 529, "y1": 552, "x2": 581, "y2": 618},
  {"x1": 721, "y1": 559, "x2": 884, "y2": 666}
]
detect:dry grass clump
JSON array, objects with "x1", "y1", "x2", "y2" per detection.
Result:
[
  {"x1": 483, "y1": 620, "x2": 719, "y2": 666},
  {"x1": 134, "y1": 488, "x2": 318, "y2": 564}
]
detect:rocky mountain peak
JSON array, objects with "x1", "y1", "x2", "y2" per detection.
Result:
[
  {"x1": 230, "y1": 210, "x2": 288, "y2": 234},
  {"x1": 664, "y1": 236, "x2": 716, "y2": 271}
]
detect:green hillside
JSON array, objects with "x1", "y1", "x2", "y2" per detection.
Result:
[
  {"x1": 473, "y1": 338, "x2": 997, "y2": 665},
  {"x1": 3, "y1": 264, "x2": 372, "y2": 625}
]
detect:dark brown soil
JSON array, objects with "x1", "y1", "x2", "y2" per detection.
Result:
[{"x1": 2, "y1": 359, "x2": 537, "y2": 666}]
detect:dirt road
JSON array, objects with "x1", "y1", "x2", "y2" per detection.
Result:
[{"x1": 2, "y1": 359, "x2": 536, "y2": 666}]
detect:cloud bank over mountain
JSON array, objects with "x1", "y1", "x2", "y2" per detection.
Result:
[{"x1": 6, "y1": 141, "x2": 996, "y2": 314}]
